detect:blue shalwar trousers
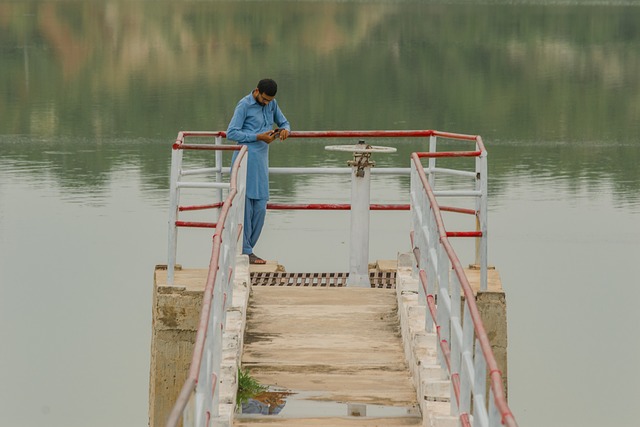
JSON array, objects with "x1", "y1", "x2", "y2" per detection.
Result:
[{"x1": 243, "y1": 198, "x2": 268, "y2": 255}]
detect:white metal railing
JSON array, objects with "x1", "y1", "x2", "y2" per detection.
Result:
[
  {"x1": 165, "y1": 132, "x2": 247, "y2": 427},
  {"x1": 167, "y1": 132, "x2": 238, "y2": 285},
  {"x1": 410, "y1": 138, "x2": 518, "y2": 426}
]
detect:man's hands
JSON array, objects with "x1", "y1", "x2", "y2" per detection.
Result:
[
  {"x1": 257, "y1": 129, "x2": 290, "y2": 144},
  {"x1": 276, "y1": 129, "x2": 290, "y2": 141}
]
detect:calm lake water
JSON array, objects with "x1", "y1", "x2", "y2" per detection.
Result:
[{"x1": 1, "y1": 1, "x2": 639, "y2": 426}]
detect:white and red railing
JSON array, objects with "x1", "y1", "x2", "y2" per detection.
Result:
[
  {"x1": 410, "y1": 137, "x2": 517, "y2": 427},
  {"x1": 164, "y1": 129, "x2": 516, "y2": 427},
  {"x1": 165, "y1": 132, "x2": 247, "y2": 426}
]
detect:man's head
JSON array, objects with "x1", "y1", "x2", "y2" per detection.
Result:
[
  {"x1": 257, "y1": 78, "x2": 277, "y2": 97},
  {"x1": 254, "y1": 79, "x2": 278, "y2": 106}
]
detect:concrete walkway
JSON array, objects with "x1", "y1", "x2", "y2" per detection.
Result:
[
  {"x1": 234, "y1": 286, "x2": 422, "y2": 426},
  {"x1": 150, "y1": 254, "x2": 506, "y2": 426}
]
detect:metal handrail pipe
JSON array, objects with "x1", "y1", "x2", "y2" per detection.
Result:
[
  {"x1": 266, "y1": 203, "x2": 410, "y2": 211},
  {"x1": 446, "y1": 231, "x2": 482, "y2": 238},
  {"x1": 428, "y1": 167, "x2": 477, "y2": 178},
  {"x1": 181, "y1": 167, "x2": 222, "y2": 176},
  {"x1": 289, "y1": 130, "x2": 436, "y2": 138},
  {"x1": 266, "y1": 203, "x2": 475, "y2": 215},
  {"x1": 179, "y1": 130, "x2": 225, "y2": 139},
  {"x1": 269, "y1": 167, "x2": 352, "y2": 175},
  {"x1": 174, "y1": 129, "x2": 485, "y2": 154},
  {"x1": 240, "y1": 167, "x2": 476, "y2": 178},
  {"x1": 176, "y1": 182, "x2": 230, "y2": 189},
  {"x1": 286, "y1": 129, "x2": 481, "y2": 143},
  {"x1": 441, "y1": 206, "x2": 477, "y2": 215},
  {"x1": 175, "y1": 143, "x2": 241, "y2": 151},
  {"x1": 432, "y1": 190, "x2": 482, "y2": 197},
  {"x1": 417, "y1": 150, "x2": 481, "y2": 158},
  {"x1": 175, "y1": 221, "x2": 216, "y2": 229},
  {"x1": 179, "y1": 202, "x2": 225, "y2": 212}
]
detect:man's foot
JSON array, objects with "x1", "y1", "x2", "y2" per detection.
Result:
[{"x1": 248, "y1": 253, "x2": 267, "y2": 265}]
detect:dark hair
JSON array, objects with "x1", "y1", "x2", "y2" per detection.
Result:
[{"x1": 257, "y1": 78, "x2": 278, "y2": 97}]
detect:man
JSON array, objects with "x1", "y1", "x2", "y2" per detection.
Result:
[{"x1": 227, "y1": 78, "x2": 291, "y2": 265}]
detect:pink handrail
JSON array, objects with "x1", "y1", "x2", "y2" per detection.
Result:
[
  {"x1": 411, "y1": 152, "x2": 517, "y2": 427},
  {"x1": 174, "y1": 129, "x2": 484, "y2": 149}
]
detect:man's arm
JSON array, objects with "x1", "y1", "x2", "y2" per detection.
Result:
[
  {"x1": 273, "y1": 102, "x2": 291, "y2": 140},
  {"x1": 273, "y1": 102, "x2": 290, "y2": 132},
  {"x1": 226, "y1": 101, "x2": 260, "y2": 143}
]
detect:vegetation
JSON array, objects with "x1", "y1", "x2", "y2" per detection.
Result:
[{"x1": 236, "y1": 368, "x2": 267, "y2": 409}]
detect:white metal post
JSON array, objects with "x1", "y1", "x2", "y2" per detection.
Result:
[
  {"x1": 167, "y1": 147, "x2": 183, "y2": 286},
  {"x1": 325, "y1": 143, "x2": 396, "y2": 288},
  {"x1": 428, "y1": 135, "x2": 437, "y2": 187},
  {"x1": 347, "y1": 151, "x2": 372, "y2": 288},
  {"x1": 478, "y1": 148, "x2": 488, "y2": 291},
  {"x1": 215, "y1": 135, "x2": 223, "y2": 204}
]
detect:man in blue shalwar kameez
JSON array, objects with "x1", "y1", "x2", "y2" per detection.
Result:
[{"x1": 227, "y1": 79, "x2": 291, "y2": 265}]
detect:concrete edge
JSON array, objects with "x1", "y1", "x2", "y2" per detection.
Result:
[
  {"x1": 396, "y1": 252, "x2": 457, "y2": 427},
  {"x1": 216, "y1": 254, "x2": 251, "y2": 426},
  {"x1": 216, "y1": 252, "x2": 460, "y2": 426}
]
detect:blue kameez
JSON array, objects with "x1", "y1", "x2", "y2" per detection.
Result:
[{"x1": 227, "y1": 91, "x2": 290, "y2": 255}]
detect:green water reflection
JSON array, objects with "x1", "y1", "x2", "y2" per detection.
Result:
[
  {"x1": 1, "y1": 1, "x2": 639, "y2": 138},
  {"x1": 1, "y1": 1, "x2": 639, "y2": 207}
]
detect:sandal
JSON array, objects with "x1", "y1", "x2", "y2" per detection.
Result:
[{"x1": 249, "y1": 253, "x2": 267, "y2": 265}]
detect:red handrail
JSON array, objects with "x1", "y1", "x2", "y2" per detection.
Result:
[
  {"x1": 411, "y1": 152, "x2": 517, "y2": 427},
  {"x1": 173, "y1": 129, "x2": 485, "y2": 152}
]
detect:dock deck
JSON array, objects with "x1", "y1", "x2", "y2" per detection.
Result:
[
  {"x1": 150, "y1": 254, "x2": 506, "y2": 426},
  {"x1": 236, "y1": 286, "x2": 421, "y2": 426}
]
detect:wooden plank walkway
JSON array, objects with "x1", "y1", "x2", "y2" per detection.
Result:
[{"x1": 234, "y1": 286, "x2": 422, "y2": 426}]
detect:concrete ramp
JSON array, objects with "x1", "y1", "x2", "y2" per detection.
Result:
[{"x1": 235, "y1": 286, "x2": 422, "y2": 426}]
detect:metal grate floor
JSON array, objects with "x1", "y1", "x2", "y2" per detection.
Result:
[{"x1": 250, "y1": 271, "x2": 396, "y2": 289}]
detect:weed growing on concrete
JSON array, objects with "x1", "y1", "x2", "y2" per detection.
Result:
[{"x1": 236, "y1": 368, "x2": 267, "y2": 408}]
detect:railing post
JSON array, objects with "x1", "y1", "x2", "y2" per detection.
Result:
[
  {"x1": 476, "y1": 140, "x2": 488, "y2": 291},
  {"x1": 215, "y1": 135, "x2": 224, "y2": 203},
  {"x1": 347, "y1": 147, "x2": 372, "y2": 288},
  {"x1": 167, "y1": 145, "x2": 183, "y2": 286},
  {"x1": 428, "y1": 135, "x2": 437, "y2": 187}
]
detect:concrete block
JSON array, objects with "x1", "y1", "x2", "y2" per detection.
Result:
[
  {"x1": 430, "y1": 414, "x2": 459, "y2": 427},
  {"x1": 401, "y1": 292, "x2": 419, "y2": 308},
  {"x1": 212, "y1": 411, "x2": 231, "y2": 427},
  {"x1": 397, "y1": 274, "x2": 419, "y2": 293},
  {"x1": 423, "y1": 379, "x2": 450, "y2": 402},
  {"x1": 397, "y1": 252, "x2": 415, "y2": 269},
  {"x1": 476, "y1": 290, "x2": 508, "y2": 399},
  {"x1": 408, "y1": 305, "x2": 427, "y2": 334},
  {"x1": 421, "y1": 363, "x2": 448, "y2": 381},
  {"x1": 150, "y1": 258, "x2": 251, "y2": 427},
  {"x1": 153, "y1": 289, "x2": 203, "y2": 331},
  {"x1": 376, "y1": 258, "x2": 398, "y2": 272},
  {"x1": 421, "y1": 400, "x2": 456, "y2": 427}
]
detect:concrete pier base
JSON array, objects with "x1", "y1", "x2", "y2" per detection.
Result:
[
  {"x1": 149, "y1": 254, "x2": 508, "y2": 426},
  {"x1": 395, "y1": 253, "x2": 508, "y2": 427},
  {"x1": 148, "y1": 256, "x2": 251, "y2": 427}
]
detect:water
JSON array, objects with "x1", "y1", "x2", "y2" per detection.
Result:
[
  {"x1": 239, "y1": 389, "x2": 420, "y2": 418},
  {"x1": 1, "y1": 1, "x2": 639, "y2": 426}
]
